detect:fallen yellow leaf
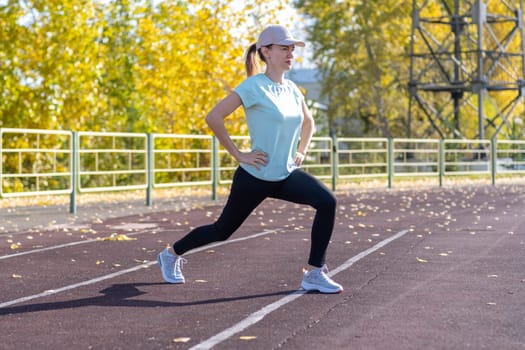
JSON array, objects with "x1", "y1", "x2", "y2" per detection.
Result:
[
  {"x1": 416, "y1": 257, "x2": 428, "y2": 263},
  {"x1": 97, "y1": 233, "x2": 137, "y2": 241},
  {"x1": 173, "y1": 337, "x2": 191, "y2": 343},
  {"x1": 10, "y1": 242, "x2": 21, "y2": 250},
  {"x1": 116, "y1": 234, "x2": 136, "y2": 241},
  {"x1": 239, "y1": 336, "x2": 257, "y2": 340}
]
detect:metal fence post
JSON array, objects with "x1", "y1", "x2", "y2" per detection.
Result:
[
  {"x1": 212, "y1": 136, "x2": 218, "y2": 201},
  {"x1": 439, "y1": 139, "x2": 444, "y2": 187},
  {"x1": 491, "y1": 138, "x2": 497, "y2": 186},
  {"x1": 387, "y1": 138, "x2": 393, "y2": 189},
  {"x1": 331, "y1": 134, "x2": 338, "y2": 191},
  {"x1": 146, "y1": 133, "x2": 153, "y2": 206},
  {"x1": 0, "y1": 128, "x2": 3, "y2": 199},
  {"x1": 69, "y1": 131, "x2": 78, "y2": 214}
]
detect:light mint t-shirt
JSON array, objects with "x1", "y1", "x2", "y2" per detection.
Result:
[{"x1": 234, "y1": 73, "x2": 304, "y2": 181}]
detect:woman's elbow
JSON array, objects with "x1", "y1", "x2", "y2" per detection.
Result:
[
  {"x1": 305, "y1": 115, "x2": 316, "y2": 133},
  {"x1": 205, "y1": 111, "x2": 219, "y2": 128}
]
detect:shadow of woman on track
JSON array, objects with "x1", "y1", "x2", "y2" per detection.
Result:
[{"x1": 0, "y1": 283, "x2": 298, "y2": 316}]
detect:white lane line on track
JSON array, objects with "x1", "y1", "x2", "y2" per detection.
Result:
[
  {"x1": 0, "y1": 229, "x2": 155, "y2": 260},
  {"x1": 189, "y1": 229, "x2": 409, "y2": 350},
  {"x1": 0, "y1": 229, "x2": 279, "y2": 309}
]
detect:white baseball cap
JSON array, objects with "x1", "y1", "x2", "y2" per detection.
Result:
[{"x1": 256, "y1": 25, "x2": 306, "y2": 50}]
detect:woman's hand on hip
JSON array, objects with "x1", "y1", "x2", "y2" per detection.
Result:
[
  {"x1": 295, "y1": 152, "x2": 305, "y2": 166},
  {"x1": 237, "y1": 150, "x2": 268, "y2": 170}
]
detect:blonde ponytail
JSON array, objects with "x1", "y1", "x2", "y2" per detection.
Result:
[{"x1": 245, "y1": 43, "x2": 259, "y2": 77}]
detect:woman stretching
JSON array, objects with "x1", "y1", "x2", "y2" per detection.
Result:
[{"x1": 157, "y1": 24, "x2": 343, "y2": 294}]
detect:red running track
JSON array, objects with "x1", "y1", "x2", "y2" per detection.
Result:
[{"x1": 1, "y1": 184, "x2": 524, "y2": 349}]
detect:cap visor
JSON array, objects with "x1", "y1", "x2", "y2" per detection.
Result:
[{"x1": 276, "y1": 39, "x2": 305, "y2": 47}]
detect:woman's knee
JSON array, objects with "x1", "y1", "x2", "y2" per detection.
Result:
[
  {"x1": 316, "y1": 190, "x2": 337, "y2": 211},
  {"x1": 325, "y1": 192, "x2": 337, "y2": 210}
]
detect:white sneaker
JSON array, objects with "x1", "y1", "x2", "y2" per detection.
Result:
[
  {"x1": 301, "y1": 265, "x2": 343, "y2": 294},
  {"x1": 157, "y1": 247, "x2": 186, "y2": 284}
]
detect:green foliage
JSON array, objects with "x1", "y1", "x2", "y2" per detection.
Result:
[
  {"x1": 294, "y1": 0, "x2": 412, "y2": 138},
  {"x1": 294, "y1": 0, "x2": 525, "y2": 139}
]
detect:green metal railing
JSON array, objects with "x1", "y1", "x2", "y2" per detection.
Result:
[
  {"x1": 77, "y1": 131, "x2": 149, "y2": 193},
  {"x1": 0, "y1": 128, "x2": 73, "y2": 197},
  {"x1": 2, "y1": 128, "x2": 525, "y2": 213}
]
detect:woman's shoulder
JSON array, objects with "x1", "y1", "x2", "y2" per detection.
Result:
[
  {"x1": 245, "y1": 73, "x2": 266, "y2": 84},
  {"x1": 236, "y1": 73, "x2": 266, "y2": 91}
]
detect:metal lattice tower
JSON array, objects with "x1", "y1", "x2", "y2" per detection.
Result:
[{"x1": 408, "y1": 0, "x2": 525, "y2": 140}]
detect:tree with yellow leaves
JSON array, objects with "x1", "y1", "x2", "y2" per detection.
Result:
[{"x1": 0, "y1": 0, "x2": 295, "y2": 136}]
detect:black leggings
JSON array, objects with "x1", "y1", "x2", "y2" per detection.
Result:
[{"x1": 173, "y1": 166, "x2": 337, "y2": 267}]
